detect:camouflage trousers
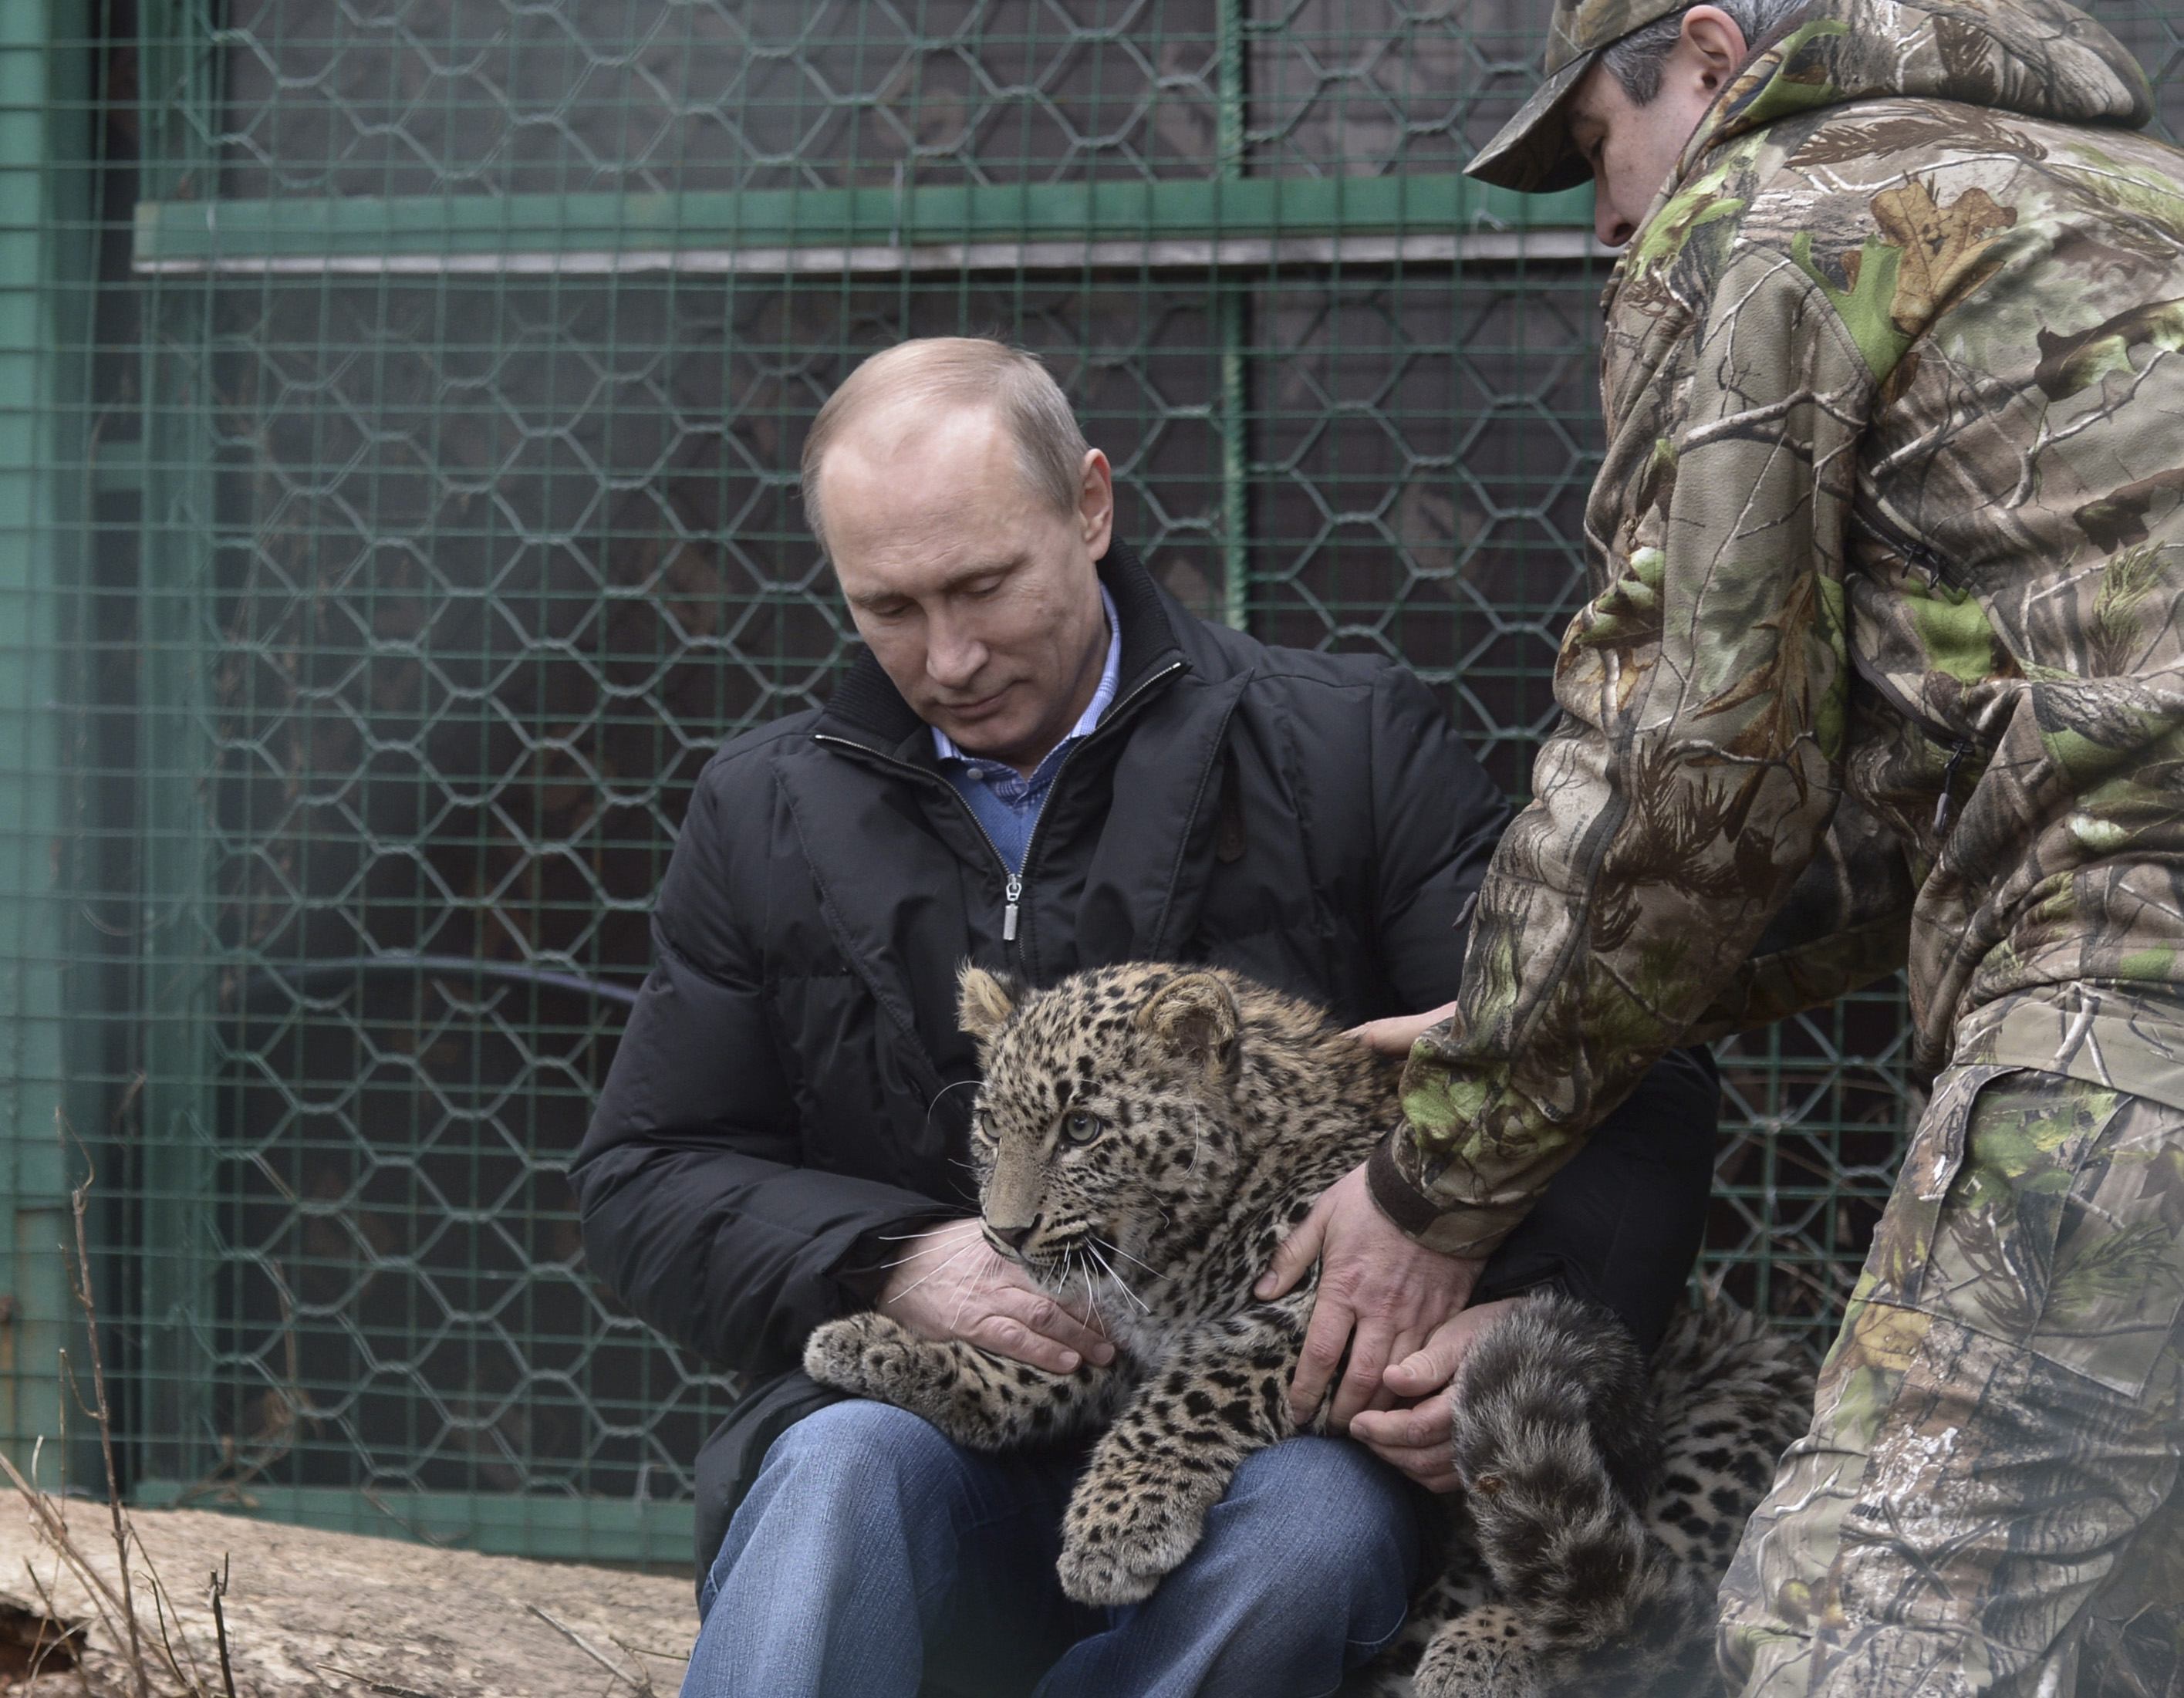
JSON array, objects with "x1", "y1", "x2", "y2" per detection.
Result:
[{"x1": 1719, "y1": 1063, "x2": 2184, "y2": 1696}]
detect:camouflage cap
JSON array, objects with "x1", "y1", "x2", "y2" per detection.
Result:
[{"x1": 1464, "y1": 0, "x2": 1694, "y2": 192}]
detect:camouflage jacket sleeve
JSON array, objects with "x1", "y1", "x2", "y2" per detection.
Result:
[
  {"x1": 1369, "y1": 235, "x2": 1881, "y2": 1257},
  {"x1": 1683, "y1": 794, "x2": 1912, "y2": 1041}
]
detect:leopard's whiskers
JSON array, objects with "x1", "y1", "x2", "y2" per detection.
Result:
[
  {"x1": 1095, "y1": 1234, "x2": 1163, "y2": 1281},
  {"x1": 871, "y1": 1235, "x2": 978, "y2": 1271},
  {"x1": 1085, "y1": 1240, "x2": 1152, "y2": 1315},
  {"x1": 922, "y1": 1076, "x2": 981, "y2": 1138},
  {"x1": 947, "y1": 1271, "x2": 979, "y2": 1335},
  {"x1": 881, "y1": 1235, "x2": 985, "y2": 1305},
  {"x1": 1071, "y1": 1251, "x2": 1112, "y2": 1338}
]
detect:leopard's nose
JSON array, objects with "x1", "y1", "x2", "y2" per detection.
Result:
[{"x1": 987, "y1": 1214, "x2": 1041, "y2": 1254}]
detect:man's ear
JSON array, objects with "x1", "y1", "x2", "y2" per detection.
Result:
[
  {"x1": 1136, "y1": 972, "x2": 1241, "y2": 1082},
  {"x1": 958, "y1": 963, "x2": 1024, "y2": 1043},
  {"x1": 1077, "y1": 447, "x2": 1114, "y2": 557},
  {"x1": 1679, "y1": 5, "x2": 1750, "y2": 92}
]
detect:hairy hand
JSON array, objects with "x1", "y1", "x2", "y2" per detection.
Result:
[
  {"x1": 1256, "y1": 1162, "x2": 1485, "y2": 1430},
  {"x1": 879, "y1": 1217, "x2": 1116, "y2": 1376},
  {"x1": 1347, "y1": 1298, "x2": 1524, "y2": 1492},
  {"x1": 1345, "y1": 1000, "x2": 1457, "y2": 1057}
]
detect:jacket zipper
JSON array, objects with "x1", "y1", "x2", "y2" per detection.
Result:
[
  {"x1": 811, "y1": 729, "x2": 1022, "y2": 928},
  {"x1": 1004, "y1": 658, "x2": 1187, "y2": 963},
  {"x1": 1844, "y1": 645, "x2": 1977, "y2": 842},
  {"x1": 1852, "y1": 502, "x2": 1963, "y2": 592},
  {"x1": 813, "y1": 658, "x2": 1187, "y2": 962},
  {"x1": 1845, "y1": 506, "x2": 1991, "y2": 838},
  {"x1": 1933, "y1": 741, "x2": 1973, "y2": 839}
]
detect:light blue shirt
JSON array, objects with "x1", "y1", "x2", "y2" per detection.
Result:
[{"x1": 933, "y1": 586, "x2": 1122, "y2": 875}]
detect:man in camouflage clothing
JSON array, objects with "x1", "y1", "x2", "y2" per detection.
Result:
[{"x1": 1350, "y1": 0, "x2": 2184, "y2": 1689}]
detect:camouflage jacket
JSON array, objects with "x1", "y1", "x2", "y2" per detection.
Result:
[{"x1": 1374, "y1": 0, "x2": 2184, "y2": 1255}]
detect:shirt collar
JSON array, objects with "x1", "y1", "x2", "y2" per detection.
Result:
[{"x1": 931, "y1": 584, "x2": 1122, "y2": 768}]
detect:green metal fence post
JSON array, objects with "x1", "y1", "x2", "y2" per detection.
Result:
[
  {"x1": 129, "y1": 0, "x2": 221, "y2": 1489},
  {"x1": 0, "y1": 0, "x2": 94, "y2": 1473},
  {"x1": 1216, "y1": 0, "x2": 1251, "y2": 634}
]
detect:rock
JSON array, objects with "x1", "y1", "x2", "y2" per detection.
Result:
[{"x1": 0, "y1": 1497, "x2": 695, "y2": 1697}]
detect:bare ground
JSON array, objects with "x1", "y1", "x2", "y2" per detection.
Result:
[{"x1": 0, "y1": 1499, "x2": 696, "y2": 1696}]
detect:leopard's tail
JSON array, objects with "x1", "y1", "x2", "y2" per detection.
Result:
[
  {"x1": 1449, "y1": 1295, "x2": 1706, "y2": 1676},
  {"x1": 1450, "y1": 1291, "x2": 1815, "y2": 1695}
]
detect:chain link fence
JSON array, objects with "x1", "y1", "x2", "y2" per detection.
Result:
[{"x1": 37, "y1": 0, "x2": 2183, "y2": 1565}]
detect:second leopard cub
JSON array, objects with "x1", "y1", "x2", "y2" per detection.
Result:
[{"x1": 805, "y1": 962, "x2": 1809, "y2": 1694}]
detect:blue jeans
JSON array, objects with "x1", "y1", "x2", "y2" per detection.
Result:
[{"x1": 680, "y1": 1399, "x2": 1423, "y2": 1698}]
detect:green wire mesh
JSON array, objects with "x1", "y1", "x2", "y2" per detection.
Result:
[{"x1": 17, "y1": 0, "x2": 2181, "y2": 1566}]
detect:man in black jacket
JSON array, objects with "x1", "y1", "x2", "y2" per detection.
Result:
[{"x1": 572, "y1": 339, "x2": 1720, "y2": 1698}]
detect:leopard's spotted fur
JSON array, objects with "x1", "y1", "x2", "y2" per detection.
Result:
[{"x1": 803, "y1": 963, "x2": 1814, "y2": 1694}]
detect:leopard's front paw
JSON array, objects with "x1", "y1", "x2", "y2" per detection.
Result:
[
  {"x1": 1055, "y1": 1477, "x2": 1209, "y2": 1607},
  {"x1": 802, "y1": 1311, "x2": 923, "y2": 1401}
]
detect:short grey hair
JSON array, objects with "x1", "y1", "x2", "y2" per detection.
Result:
[
  {"x1": 1600, "y1": 0, "x2": 1811, "y2": 105},
  {"x1": 800, "y1": 338, "x2": 1091, "y2": 552}
]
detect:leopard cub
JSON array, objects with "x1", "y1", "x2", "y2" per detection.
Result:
[{"x1": 804, "y1": 962, "x2": 1811, "y2": 1695}]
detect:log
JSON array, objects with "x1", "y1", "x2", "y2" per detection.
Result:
[{"x1": 0, "y1": 1496, "x2": 696, "y2": 1696}]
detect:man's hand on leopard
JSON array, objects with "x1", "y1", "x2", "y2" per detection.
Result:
[
  {"x1": 1345, "y1": 1298, "x2": 1525, "y2": 1493},
  {"x1": 878, "y1": 1216, "x2": 1117, "y2": 1376},
  {"x1": 1255, "y1": 1160, "x2": 1487, "y2": 1433}
]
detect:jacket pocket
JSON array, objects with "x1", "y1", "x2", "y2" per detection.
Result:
[
  {"x1": 1906, "y1": 1068, "x2": 2184, "y2": 1399},
  {"x1": 1860, "y1": 1062, "x2": 2014, "y2": 1316}
]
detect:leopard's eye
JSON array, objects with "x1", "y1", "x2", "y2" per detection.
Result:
[{"x1": 1060, "y1": 1107, "x2": 1102, "y2": 1145}]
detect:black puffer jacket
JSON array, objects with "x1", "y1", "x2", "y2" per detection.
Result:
[{"x1": 571, "y1": 542, "x2": 1720, "y2": 1575}]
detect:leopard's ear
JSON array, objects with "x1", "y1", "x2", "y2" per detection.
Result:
[
  {"x1": 1136, "y1": 972, "x2": 1241, "y2": 1081},
  {"x1": 957, "y1": 963, "x2": 1024, "y2": 1044}
]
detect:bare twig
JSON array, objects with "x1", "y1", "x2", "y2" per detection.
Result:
[
  {"x1": 525, "y1": 1602, "x2": 653, "y2": 1694},
  {"x1": 109, "y1": 1071, "x2": 146, "y2": 1141},
  {"x1": 20, "y1": 1557, "x2": 89, "y2": 1682},
  {"x1": 145, "y1": 1563, "x2": 209, "y2": 1693},
  {"x1": 612, "y1": 1637, "x2": 690, "y2": 1666},
  {"x1": 0, "y1": 1450, "x2": 132, "y2": 1639},
  {"x1": 208, "y1": 1557, "x2": 238, "y2": 1698},
  {"x1": 137, "y1": 1540, "x2": 216, "y2": 1694},
  {"x1": 316, "y1": 1662, "x2": 441, "y2": 1697},
  {"x1": 56, "y1": 1119, "x2": 148, "y2": 1698},
  {"x1": 49, "y1": 1114, "x2": 214, "y2": 1695}
]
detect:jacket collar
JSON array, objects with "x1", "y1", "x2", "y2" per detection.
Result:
[{"x1": 812, "y1": 539, "x2": 1188, "y2": 759}]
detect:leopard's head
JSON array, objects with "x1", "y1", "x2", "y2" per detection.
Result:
[{"x1": 956, "y1": 962, "x2": 1247, "y2": 1288}]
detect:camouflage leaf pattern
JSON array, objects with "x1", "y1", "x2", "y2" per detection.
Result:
[
  {"x1": 1382, "y1": 0, "x2": 2184, "y2": 1258},
  {"x1": 1718, "y1": 1068, "x2": 2184, "y2": 1695}
]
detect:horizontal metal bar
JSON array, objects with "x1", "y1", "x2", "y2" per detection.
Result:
[
  {"x1": 241, "y1": 954, "x2": 643, "y2": 1009},
  {"x1": 133, "y1": 174, "x2": 1599, "y2": 277},
  {"x1": 133, "y1": 1479, "x2": 696, "y2": 1565},
  {"x1": 137, "y1": 228, "x2": 1609, "y2": 277}
]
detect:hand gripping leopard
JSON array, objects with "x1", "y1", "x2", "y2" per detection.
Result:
[{"x1": 804, "y1": 963, "x2": 1810, "y2": 1694}]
